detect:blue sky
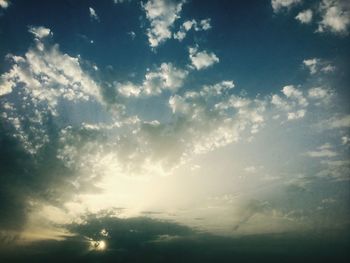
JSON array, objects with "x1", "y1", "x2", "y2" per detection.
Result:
[{"x1": 0, "y1": 0, "x2": 350, "y2": 261}]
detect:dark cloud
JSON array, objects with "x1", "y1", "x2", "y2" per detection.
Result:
[{"x1": 0, "y1": 215, "x2": 349, "y2": 262}]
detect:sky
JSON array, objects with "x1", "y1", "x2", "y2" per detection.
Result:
[{"x1": 0, "y1": 0, "x2": 350, "y2": 261}]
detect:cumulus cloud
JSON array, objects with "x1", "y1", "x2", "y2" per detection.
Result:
[
  {"x1": 303, "y1": 58, "x2": 335, "y2": 74},
  {"x1": 270, "y1": 85, "x2": 336, "y2": 121},
  {"x1": 0, "y1": 0, "x2": 9, "y2": 9},
  {"x1": 89, "y1": 7, "x2": 99, "y2": 21},
  {"x1": 274, "y1": 0, "x2": 350, "y2": 35},
  {"x1": 168, "y1": 80, "x2": 266, "y2": 154},
  {"x1": 115, "y1": 62, "x2": 188, "y2": 97},
  {"x1": 307, "y1": 87, "x2": 334, "y2": 105},
  {"x1": 174, "y1": 18, "x2": 211, "y2": 41},
  {"x1": 116, "y1": 81, "x2": 141, "y2": 97},
  {"x1": 28, "y1": 25, "x2": 52, "y2": 39},
  {"x1": 271, "y1": 0, "x2": 302, "y2": 13},
  {"x1": 188, "y1": 46, "x2": 219, "y2": 70},
  {"x1": 296, "y1": 9, "x2": 313, "y2": 24},
  {"x1": 317, "y1": 0, "x2": 350, "y2": 34},
  {"x1": 0, "y1": 26, "x2": 102, "y2": 154},
  {"x1": 142, "y1": 0, "x2": 184, "y2": 48}
]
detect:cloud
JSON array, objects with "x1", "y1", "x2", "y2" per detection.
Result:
[
  {"x1": 28, "y1": 26, "x2": 52, "y2": 39},
  {"x1": 271, "y1": 0, "x2": 302, "y2": 13},
  {"x1": 142, "y1": 0, "x2": 184, "y2": 48},
  {"x1": 89, "y1": 7, "x2": 99, "y2": 21},
  {"x1": 174, "y1": 18, "x2": 211, "y2": 41},
  {"x1": 318, "y1": 115, "x2": 350, "y2": 129},
  {"x1": 270, "y1": 84, "x2": 336, "y2": 121},
  {"x1": 113, "y1": 0, "x2": 132, "y2": 3},
  {"x1": 272, "y1": 85, "x2": 308, "y2": 121},
  {"x1": 0, "y1": 0, "x2": 9, "y2": 9},
  {"x1": 273, "y1": 0, "x2": 350, "y2": 35},
  {"x1": 287, "y1": 109, "x2": 306, "y2": 120},
  {"x1": 296, "y1": 9, "x2": 313, "y2": 24},
  {"x1": 307, "y1": 87, "x2": 334, "y2": 105},
  {"x1": 318, "y1": 159, "x2": 350, "y2": 180},
  {"x1": 303, "y1": 58, "x2": 335, "y2": 74},
  {"x1": 116, "y1": 81, "x2": 141, "y2": 97},
  {"x1": 317, "y1": 0, "x2": 350, "y2": 34},
  {"x1": 0, "y1": 26, "x2": 112, "y2": 234},
  {"x1": 188, "y1": 46, "x2": 219, "y2": 70},
  {"x1": 116, "y1": 62, "x2": 188, "y2": 97},
  {"x1": 282, "y1": 85, "x2": 308, "y2": 107},
  {"x1": 305, "y1": 143, "x2": 338, "y2": 158},
  {"x1": 341, "y1": 135, "x2": 350, "y2": 145}
]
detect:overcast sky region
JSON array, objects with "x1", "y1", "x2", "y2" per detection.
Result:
[{"x1": 0, "y1": 0, "x2": 350, "y2": 262}]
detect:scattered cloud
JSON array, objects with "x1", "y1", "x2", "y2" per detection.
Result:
[
  {"x1": 296, "y1": 9, "x2": 313, "y2": 24},
  {"x1": 188, "y1": 46, "x2": 219, "y2": 70},
  {"x1": 317, "y1": 0, "x2": 350, "y2": 34},
  {"x1": 28, "y1": 25, "x2": 52, "y2": 39},
  {"x1": 0, "y1": 26, "x2": 102, "y2": 154},
  {"x1": 307, "y1": 87, "x2": 334, "y2": 105},
  {"x1": 174, "y1": 18, "x2": 211, "y2": 41},
  {"x1": 128, "y1": 31, "x2": 136, "y2": 40},
  {"x1": 116, "y1": 62, "x2": 188, "y2": 97},
  {"x1": 142, "y1": 0, "x2": 184, "y2": 48},
  {"x1": 89, "y1": 7, "x2": 99, "y2": 22},
  {"x1": 303, "y1": 58, "x2": 335, "y2": 74},
  {"x1": 273, "y1": 0, "x2": 350, "y2": 35},
  {"x1": 305, "y1": 143, "x2": 338, "y2": 158},
  {"x1": 271, "y1": 85, "x2": 308, "y2": 121},
  {"x1": 271, "y1": 0, "x2": 302, "y2": 13}
]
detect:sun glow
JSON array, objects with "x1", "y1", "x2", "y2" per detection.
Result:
[{"x1": 90, "y1": 240, "x2": 106, "y2": 251}]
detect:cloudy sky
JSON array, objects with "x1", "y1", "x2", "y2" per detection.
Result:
[{"x1": 0, "y1": 0, "x2": 350, "y2": 261}]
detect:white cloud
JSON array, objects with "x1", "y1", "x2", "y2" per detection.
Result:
[
  {"x1": 287, "y1": 109, "x2": 306, "y2": 120},
  {"x1": 303, "y1": 58, "x2": 318, "y2": 74},
  {"x1": 116, "y1": 62, "x2": 188, "y2": 97},
  {"x1": 305, "y1": 143, "x2": 338, "y2": 158},
  {"x1": 274, "y1": 0, "x2": 350, "y2": 35},
  {"x1": 319, "y1": 115, "x2": 350, "y2": 129},
  {"x1": 142, "y1": 0, "x2": 184, "y2": 48},
  {"x1": 0, "y1": 26, "x2": 102, "y2": 154},
  {"x1": 28, "y1": 26, "x2": 52, "y2": 39},
  {"x1": 282, "y1": 85, "x2": 308, "y2": 107},
  {"x1": 271, "y1": 0, "x2": 302, "y2": 13},
  {"x1": 188, "y1": 46, "x2": 219, "y2": 70},
  {"x1": 174, "y1": 18, "x2": 211, "y2": 41},
  {"x1": 167, "y1": 81, "x2": 266, "y2": 155},
  {"x1": 89, "y1": 7, "x2": 99, "y2": 21},
  {"x1": 317, "y1": 0, "x2": 350, "y2": 34},
  {"x1": 307, "y1": 87, "x2": 334, "y2": 105},
  {"x1": 0, "y1": 76, "x2": 13, "y2": 96},
  {"x1": 341, "y1": 136, "x2": 350, "y2": 145},
  {"x1": 303, "y1": 58, "x2": 335, "y2": 74},
  {"x1": 0, "y1": 0, "x2": 9, "y2": 9},
  {"x1": 295, "y1": 9, "x2": 313, "y2": 24},
  {"x1": 116, "y1": 82, "x2": 141, "y2": 97}
]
